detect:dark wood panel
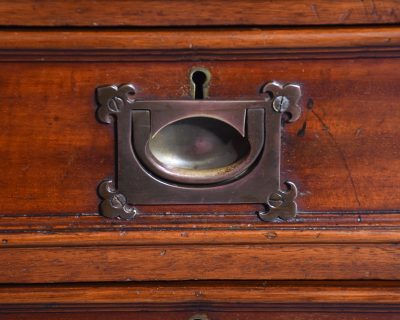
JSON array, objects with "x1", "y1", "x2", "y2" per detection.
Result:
[
  {"x1": 0, "y1": 58, "x2": 399, "y2": 214},
  {"x1": 0, "y1": 0, "x2": 399, "y2": 27},
  {"x1": 1, "y1": 244, "x2": 400, "y2": 283}
]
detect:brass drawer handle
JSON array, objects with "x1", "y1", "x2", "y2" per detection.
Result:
[
  {"x1": 132, "y1": 104, "x2": 264, "y2": 185},
  {"x1": 96, "y1": 75, "x2": 302, "y2": 222}
]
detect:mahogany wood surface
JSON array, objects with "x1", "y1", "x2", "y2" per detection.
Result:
[
  {"x1": 2, "y1": 281, "x2": 400, "y2": 304},
  {"x1": 1, "y1": 11, "x2": 400, "y2": 316},
  {"x1": 1, "y1": 244, "x2": 400, "y2": 283},
  {"x1": 0, "y1": 56, "x2": 399, "y2": 214},
  {"x1": 1, "y1": 27, "x2": 400, "y2": 52},
  {"x1": 3, "y1": 305, "x2": 400, "y2": 320},
  {"x1": 0, "y1": 0, "x2": 399, "y2": 27},
  {"x1": 2, "y1": 215, "x2": 400, "y2": 246}
]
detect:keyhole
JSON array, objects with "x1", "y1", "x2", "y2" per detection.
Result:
[
  {"x1": 190, "y1": 67, "x2": 211, "y2": 99},
  {"x1": 192, "y1": 71, "x2": 206, "y2": 99}
]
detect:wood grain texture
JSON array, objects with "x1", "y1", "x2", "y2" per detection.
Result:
[
  {"x1": 3, "y1": 304, "x2": 400, "y2": 320},
  {"x1": 2, "y1": 228, "x2": 400, "y2": 248},
  {"x1": 0, "y1": 57, "x2": 399, "y2": 214},
  {"x1": 2, "y1": 281, "x2": 400, "y2": 304},
  {"x1": 1, "y1": 244, "x2": 400, "y2": 283},
  {"x1": 0, "y1": 27, "x2": 399, "y2": 51},
  {"x1": 1, "y1": 4, "x2": 400, "y2": 316},
  {"x1": 2, "y1": 213, "x2": 400, "y2": 247},
  {"x1": 0, "y1": 0, "x2": 399, "y2": 27},
  {"x1": 2, "y1": 212, "x2": 400, "y2": 229}
]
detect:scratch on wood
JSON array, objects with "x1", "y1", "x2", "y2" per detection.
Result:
[
  {"x1": 297, "y1": 98, "x2": 313, "y2": 137},
  {"x1": 297, "y1": 121, "x2": 307, "y2": 137},
  {"x1": 310, "y1": 4, "x2": 320, "y2": 19},
  {"x1": 362, "y1": 0, "x2": 379, "y2": 18},
  {"x1": 311, "y1": 109, "x2": 361, "y2": 207},
  {"x1": 266, "y1": 232, "x2": 277, "y2": 240},
  {"x1": 389, "y1": 8, "x2": 398, "y2": 19},
  {"x1": 340, "y1": 9, "x2": 353, "y2": 22},
  {"x1": 370, "y1": 0, "x2": 378, "y2": 17}
]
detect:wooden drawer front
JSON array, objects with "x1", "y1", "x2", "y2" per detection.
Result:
[
  {"x1": 1, "y1": 27, "x2": 400, "y2": 289},
  {"x1": 0, "y1": 58, "x2": 399, "y2": 214}
]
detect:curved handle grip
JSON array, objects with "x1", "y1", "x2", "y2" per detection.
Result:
[{"x1": 132, "y1": 108, "x2": 264, "y2": 185}]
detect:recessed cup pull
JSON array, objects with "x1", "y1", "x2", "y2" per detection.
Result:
[
  {"x1": 95, "y1": 80, "x2": 303, "y2": 222},
  {"x1": 132, "y1": 107, "x2": 264, "y2": 184}
]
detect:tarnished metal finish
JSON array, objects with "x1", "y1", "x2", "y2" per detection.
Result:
[
  {"x1": 96, "y1": 84, "x2": 136, "y2": 123},
  {"x1": 261, "y1": 81, "x2": 302, "y2": 122},
  {"x1": 98, "y1": 179, "x2": 137, "y2": 220},
  {"x1": 95, "y1": 81, "x2": 302, "y2": 221},
  {"x1": 133, "y1": 107, "x2": 265, "y2": 184},
  {"x1": 272, "y1": 96, "x2": 290, "y2": 113},
  {"x1": 258, "y1": 181, "x2": 298, "y2": 222}
]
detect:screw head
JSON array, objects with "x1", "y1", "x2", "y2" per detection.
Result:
[
  {"x1": 268, "y1": 192, "x2": 283, "y2": 208},
  {"x1": 110, "y1": 193, "x2": 126, "y2": 209},
  {"x1": 272, "y1": 96, "x2": 290, "y2": 113},
  {"x1": 107, "y1": 96, "x2": 124, "y2": 112}
]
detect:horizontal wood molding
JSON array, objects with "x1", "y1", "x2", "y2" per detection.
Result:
[
  {"x1": 2, "y1": 229, "x2": 400, "y2": 248},
  {"x1": 1, "y1": 244, "x2": 400, "y2": 283},
  {"x1": 3, "y1": 304, "x2": 400, "y2": 320},
  {"x1": 0, "y1": 0, "x2": 399, "y2": 27},
  {"x1": 0, "y1": 27, "x2": 399, "y2": 53},
  {"x1": 1, "y1": 213, "x2": 400, "y2": 247},
  {"x1": 1, "y1": 281, "x2": 400, "y2": 304}
]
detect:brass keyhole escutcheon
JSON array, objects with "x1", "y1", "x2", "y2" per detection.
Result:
[{"x1": 190, "y1": 67, "x2": 211, "y2": 99}]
